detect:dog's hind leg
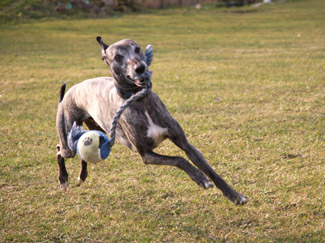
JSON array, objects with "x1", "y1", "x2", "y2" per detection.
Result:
[
  {"x1": 141, "y1": 151, "x2": 213, "y2": 189},
  {"x1": 75, "y1": 117, "x2": 106, "y2": 186},
  {"x1": 56, "y1": 107, "x2": 79, "y2": 189},
  {"x1": 77, "y1": 160, "x2": 88, "y2": 186},
  {"x1": 56, "y1": 145, "x2": 69, "y2": 190}
]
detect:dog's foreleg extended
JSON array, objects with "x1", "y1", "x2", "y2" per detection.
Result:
[
  {"x1": 152, "y1": 119, "x2": 248, "y2": 205},
  {"x1": 141, "y1": 151, "x2": 214, "y2": 189},
  {"x1": 170, "y1": 133, "x2": 247, "y2": 205},
  {"x1": 183, "y1": 143, "x2": 247, "y2": 204}
]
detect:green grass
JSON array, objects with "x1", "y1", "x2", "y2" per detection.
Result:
[{"x1": 1, "y1": 0, "x2": 324, "y2": 241}]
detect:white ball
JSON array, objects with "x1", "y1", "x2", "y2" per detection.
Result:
[{"x1": 77, "y1": 131, "x2": 103, "y2": 163}]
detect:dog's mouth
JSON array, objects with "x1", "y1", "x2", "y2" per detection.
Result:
[{"x1": 126, "y1": 75, "x2": 146, "y2": 87}]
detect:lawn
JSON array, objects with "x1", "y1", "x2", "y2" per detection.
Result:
[{"x1": 0, "y1": 0, "x2": 324, "y2": 241}]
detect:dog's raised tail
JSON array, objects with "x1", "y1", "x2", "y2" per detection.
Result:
[{"x1": 59, "y1": 82, "x2": 66, "y2": 103}]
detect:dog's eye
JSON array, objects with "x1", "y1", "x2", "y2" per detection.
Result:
[
  {"x1": 135, "y1": 47, "x2": 140, "y2": 54},
  {"x1": 114, "y1": 54, "x2": 123, "y2": 61}
]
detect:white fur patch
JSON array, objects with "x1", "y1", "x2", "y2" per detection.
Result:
[
  {"x1": 145, "y1": 111, "x2": 168, "y2": 146},
  {"x1": 77, "y1": 177, "x2": 84, "y2": 186}
]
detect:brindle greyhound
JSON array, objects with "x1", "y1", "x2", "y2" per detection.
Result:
[{"x1": 56, "y1": 37, "x2": 248, "y2": 205}]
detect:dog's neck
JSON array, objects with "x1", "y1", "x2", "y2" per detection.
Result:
[
  {"x1": 113, "y1": 77, "x2": 144, "y2": 99},
  {"x1": 115, "y1": 85, "x2": 144, "y2": 99}
]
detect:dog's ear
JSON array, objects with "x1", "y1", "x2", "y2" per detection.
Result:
[{"x1": 96, "y1": 36, "x2": 109, "y2": 60}]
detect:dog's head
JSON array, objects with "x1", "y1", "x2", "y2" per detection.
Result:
[{"x1": 97, "y1": 36, "x2": 148, "y2": 88}]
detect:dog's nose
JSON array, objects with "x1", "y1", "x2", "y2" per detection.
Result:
[{"x1": 135, "y1": 63, "x2": 145, "y2": 75}]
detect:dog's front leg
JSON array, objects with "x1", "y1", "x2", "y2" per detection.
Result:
[
  {"x1": 185, "y1": 143, "x2": 247, "y2": 205},
  {"x1": 182, "y1": 142, "x2": 247, "y2": 205},
  {"x1": 141, "y1": 151, "x2": 213, "y2": 189},
  {"x1": 169, "y1": 130, "x2": 248, "y2": 205}
]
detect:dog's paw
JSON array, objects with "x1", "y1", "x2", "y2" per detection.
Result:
[
  {"x1": 224, "y1": 190, "x2": 248, "y2": 205},
  {"x1": 237, "y1": 195, "x2": 248, "y2": 205},
  {"x1": 194, "y1": 173, "x2": 214, "y2": 189},
  {"x1": 77, "y1": 177, "x2": 85, "y2": 186},
  {"x1": 60, "y1": 181, "x2": 69, "y2": 191},
  {"x1": 203, "y1": 180, "x2": 214, "y2": 189}
]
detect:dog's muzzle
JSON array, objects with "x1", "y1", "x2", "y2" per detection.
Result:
[{"x1": 127, "y1": 61, "x2": 148, "y2": 87}]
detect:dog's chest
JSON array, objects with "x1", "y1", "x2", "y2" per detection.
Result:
[{"x1": 144, "y1": 111, "x2": 168, "y2": 146}]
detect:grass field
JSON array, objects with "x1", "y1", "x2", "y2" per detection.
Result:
[{"x1": 1, "y1": 0, "x2": 324, "y2": 241}]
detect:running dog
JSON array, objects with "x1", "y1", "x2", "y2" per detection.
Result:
[{"x1": 55, "y1": 37, "x2": 248, "y2": 205}]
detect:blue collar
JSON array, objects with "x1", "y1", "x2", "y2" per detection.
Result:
[{"x1": 116, "y1": 86, "x2": 144, "y2": 99}]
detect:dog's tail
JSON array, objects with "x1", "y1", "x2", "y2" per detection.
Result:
[{"x1": 59, "y1": 83, "x2": 66, "y2": 103}]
